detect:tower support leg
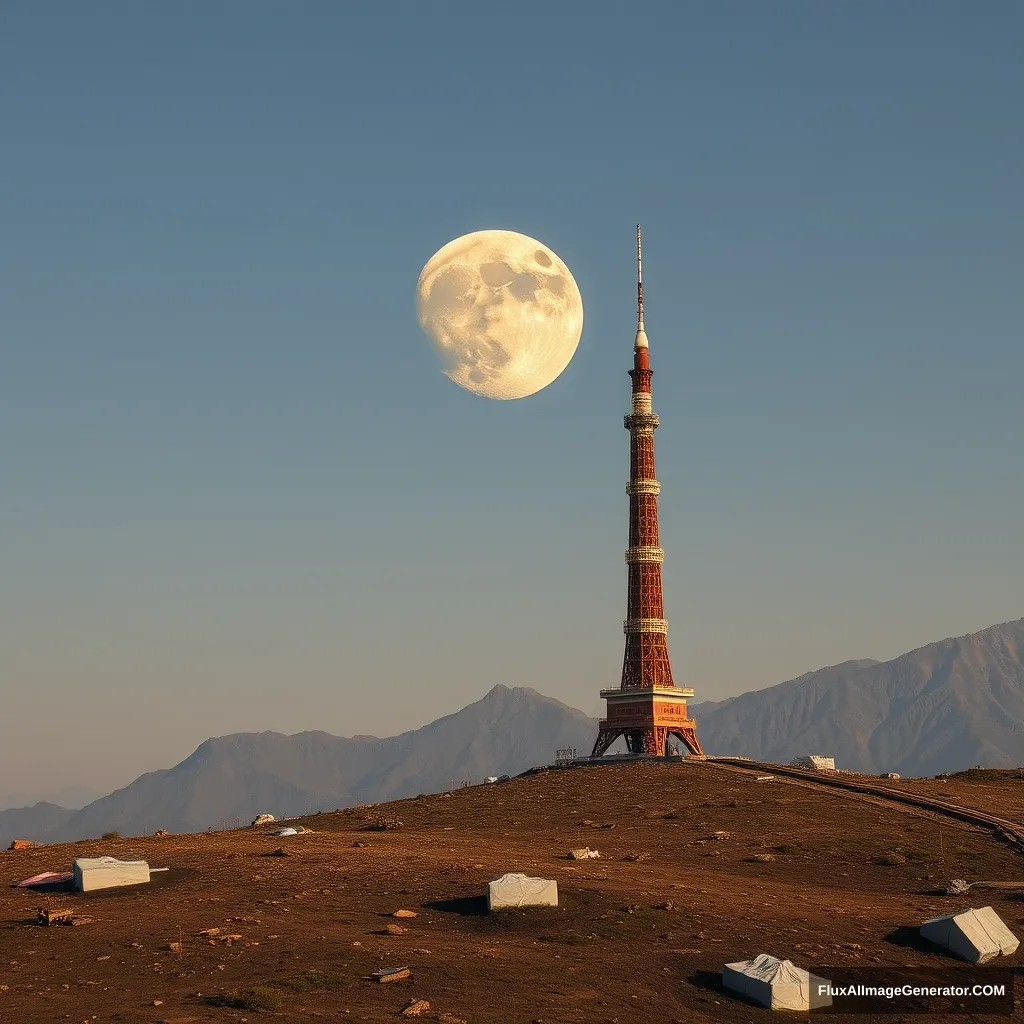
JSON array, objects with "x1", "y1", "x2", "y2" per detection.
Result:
[
  {"x1": 669, "y1": 727, "x2": 705, "y2": 757},
  {"x1": 591, "y1": 729, "x2": 624, "y2": 757}
]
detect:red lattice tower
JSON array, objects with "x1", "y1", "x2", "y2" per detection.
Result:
[{"x1": 591, "y1": 226, "x2": 705, "y2": 758}]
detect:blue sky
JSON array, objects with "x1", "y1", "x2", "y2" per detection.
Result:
[{"x1": 1, "y1": 2, "x2": 1021, "y2": 803}]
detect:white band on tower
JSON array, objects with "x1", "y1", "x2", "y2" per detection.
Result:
[
  {"x1": 625, "y1": 546, "x2": 664, "y2": 563},
  {"x1": 626, "y1": 479, "x2": 661, "y2": 496},
  {"x1": 623, "y1": 617, "x2": 668, "y2": 634}
]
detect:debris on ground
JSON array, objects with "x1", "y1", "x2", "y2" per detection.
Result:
[
  {"x1": 945, "y1": 879, "x2": 971, "y2": 896},
  {"x1": 401, "y1": 997, "x2": 431, "y2": 1016},
  {"x1": 568, "y1": 847, "x2": 601, "y2": 860},
  {"x1": 622, "y1": 852, "x2": 650, "y2": 862},
  {"x1": 755, "y1": 776, "x2": 775, "y2": 783},
  {"x1": 35, "y1": 908, "x2": 93, "y2": 927},
  {"x1": 374, "y1": 966, "x2": 411, "y2": 983},
  {"x1": 154, "y1": 829, "x2": 168, "y2": 836},
  {"x1": 198, "y1": 927, "x2": 221, "y2": 937},
  {"x1": 8, "y1": 839, "x2": 34, "y2": 850},
  {"x1": 711, "y1": 831, "x2": 731, "y2": 841},
  {"x1": 251, "y1": 814, "x2": 275, "y2": 826},
  {"x1": 37, "y1": 908, "x2": 74, "y2": 926},
  {"x1": 748, "y1": 854, "x2": 776, "y2": 863}
]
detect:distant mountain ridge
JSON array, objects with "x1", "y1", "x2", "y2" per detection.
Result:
[
  {"x1": 690, "y1": 618, "x2": 1024, "y2": 775},
  {"x1": 0, "y1": 685, "x2": 597, "y2": 845},
  {"x1": 3, "y1": 619, "x2": 1022, "y2": 846}
]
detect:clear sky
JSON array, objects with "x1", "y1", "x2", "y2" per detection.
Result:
[{"x1": 1, "y1": 2, "x2": 1021, "y2": 806}]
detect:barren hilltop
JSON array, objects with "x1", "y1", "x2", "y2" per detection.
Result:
[{"x1": 1, "y1": 760, "x2": 1021, "y2": 1022}]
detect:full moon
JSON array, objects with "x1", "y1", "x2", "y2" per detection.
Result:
[{"x1": 416, "y1": 229, "x2": 584, "y2": 400}]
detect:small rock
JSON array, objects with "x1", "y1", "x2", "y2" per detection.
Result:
[
  {"x1": 152, "y1": 1000, "x2": 163, "y2": 1006},
  {"x1": 166, "y1": 943, "x2": 181, "y2": 953},
  {"x1": 198, "y1": 928, "x2": 221, "y2": 937},
  {"x1": 385, "y1": 923, "x2": 409, "y2": 935},
  {"x1": 393, "y1": 910, "x2": 417, "y2": 918},
  {"x1": 401, "y1": 998, "x2": 431, "y2": 1017},
  {"x1": 945, "y1": 878, "x2": 970, "y2": 895},
  {"x1": 749, "y1": 854, "x2": 776, "y2": 863}
]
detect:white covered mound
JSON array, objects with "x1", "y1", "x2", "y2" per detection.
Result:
[
  {"x1": 920, "y1": 906, "x2": 1019, "y2": 963},
  {"x1": 723, "y1": 954, "x2": 832, "y2": 1011},
  {"x1": 487, "y1": 873, "x2": 558, "y2": 911},
  {"x1": 73, "y1": 856, "x2": 151, "y2": 892}
]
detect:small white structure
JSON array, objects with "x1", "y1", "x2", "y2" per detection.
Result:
[
  {"x1": 920, "y1": 906, "x2": 1020, "y2": 963},
  {"x1": 487, "y1": 873, "x2": 558, "y2": 911},
  {"x1": 791, "y1": 755, "x2": 835, "y2": 771},
  {"x1": 723, "y1": 954, "x2": 832, "y2": 1011},
  {"x1": 73, "y1": 856, "x2": 151, "y2": 892}
]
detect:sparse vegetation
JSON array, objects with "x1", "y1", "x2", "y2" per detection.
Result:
[
  {"x1": 206, "y1": 985, "x2": 283, "y2": 1011},
  {"x1": 275, "y1": 968, "x2": 358, "y2": 992}
]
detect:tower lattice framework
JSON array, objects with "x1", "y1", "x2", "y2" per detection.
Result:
[{"x1": 591, "y1": 226, "x2": 705, "y2": 759}]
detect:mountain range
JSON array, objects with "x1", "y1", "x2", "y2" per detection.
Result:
[{"x1": 2, "y1": 618, "x2": 1021, "y2": 846}]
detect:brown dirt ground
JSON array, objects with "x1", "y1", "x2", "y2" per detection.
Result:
[{"x1": 1, "y1": 761, "x2": 1022, "y2": 1023}]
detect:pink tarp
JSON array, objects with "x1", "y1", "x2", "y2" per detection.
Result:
[{"x1": 11, "y1": 871, "x2": 73, "y2": 887}]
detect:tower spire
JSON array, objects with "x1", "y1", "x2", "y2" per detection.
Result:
[{"x1": 634, "y1": 223, "x2": 648, "y2": 350}]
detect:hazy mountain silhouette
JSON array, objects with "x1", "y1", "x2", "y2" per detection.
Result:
[
  {"x1": 690, "y1": 618, "x2": 1024, "y2": 775},
  {"x1": 3, "y1": 619, "x2": 1022, "y2": 846},
  {"x1": 0, "y1": 685, "x2": 596, "y2": 845}
]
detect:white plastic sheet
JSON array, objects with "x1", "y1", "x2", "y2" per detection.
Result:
[
  {"x1": 487, "y1": 872, "x2": 558, "y2": 911},
  {"x1": 920, "y1": 907, "x2": 1020, "y2": 963},
  {"x1": 723, "y1": 954, "x2": 832, "y2": 1011},
  {"x1": 73, "y1": 856, "x2": 151, "y2": 892}
]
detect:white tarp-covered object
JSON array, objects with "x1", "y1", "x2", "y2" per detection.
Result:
[
  {"x1": 74, "y1": 856, "x2": 151, "y2": 892},
  {"x1": 723, "y1": 954, "x2": 832, "y2": 1011},
  {"x1": 487, "y1": 873, "x2": 558, "y2": 911},
  {"x1": 920, "y1": 906, "x2": 1020, "y2": 963}
]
